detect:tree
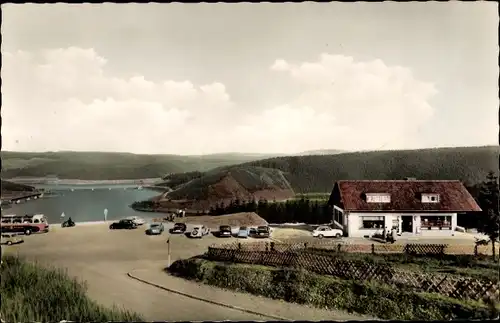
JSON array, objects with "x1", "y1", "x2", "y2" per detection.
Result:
[{"x1": 476, "y1": 171, "x2": 500, "y2": 259}]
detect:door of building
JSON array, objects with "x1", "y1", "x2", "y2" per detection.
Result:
[{"x1": 401, "y1": 215, "x2": 413, "y2": 233}]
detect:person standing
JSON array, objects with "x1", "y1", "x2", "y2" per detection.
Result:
[{"x1": 391, "y1": 227, "x2": 397, "y2": 243}]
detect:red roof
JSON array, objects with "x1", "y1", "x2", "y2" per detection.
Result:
[{"x1": 330, "y1": 180, "x2": 481, "y2": 213}]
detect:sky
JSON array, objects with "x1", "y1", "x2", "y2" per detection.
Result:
[{"x1": 1, "y1": 2, "x2": 498, "y2": 155}]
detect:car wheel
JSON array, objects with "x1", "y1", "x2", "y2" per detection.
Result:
[
  {"x1": 318, "y1": 234, "x2": 324, "y2": 239},
  {"x1": 7, "y1": 241, "x2": 12, "y2": 246},
  {"x1": 24, "y1": 229, "x2": 32, "y2": 236},
  {"x1": 335, "y1": 233, "x2": 342, "y2": 238}
]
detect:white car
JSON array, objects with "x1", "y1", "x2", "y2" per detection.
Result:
[
  {"x1": 1, "y1": 233, "x2": 24, "y2": 245},
  {"x1": 190, "y1": 225, "x2": 211, "y2": 238},
  {"x1": 312, "y1": 226, "x2": 343, "y2": 239},
  {"x1": 125, "y1": 216, "x2": 146, "y2": 226}
]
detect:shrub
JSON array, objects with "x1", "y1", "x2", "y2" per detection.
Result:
[
  {"x1": 168, "y1": 257, "x2": 496, "y2": 320},
  {"x1": 0, "y1": 256, "x2": 143, "y2": 322}
]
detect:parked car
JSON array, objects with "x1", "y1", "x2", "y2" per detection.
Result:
[
  {"x1": 109, "y1": 219, "x2": 137, "y2": 230},
  {"x1": 126, "y1": 216, "x2": 146, "y2": 226},
  {"x1": 218, "y1": 225, "x2": 232, "y2": 237},
  {"x1": 255, "y1": 226, "x2": 271, "y2": 238},
  {"x1": 190, "y1": 225, "x2": 210, "y2": 238},
  {"x1": 312, "y1": 225, "x2": 343, "y2": 239},
  {"x1": 237, "y1": 226, "x2": 249, "y2": 238},
  {"x1": 1, "y1": 233, "x2": 24, "y2": 245},
  {"x1": 146, "y1": 223, "x2": 164, "y2": 235},
  {"x1": 170, "y1": 222, "x2": 187, "y2": 234},
  {"x1": 249, "y1": 227, "x2": 257, "y2": 237}
]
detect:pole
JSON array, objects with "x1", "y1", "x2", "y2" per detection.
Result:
[{"x1": 167, "y1": 237, "x2": 171, "y2": 267}]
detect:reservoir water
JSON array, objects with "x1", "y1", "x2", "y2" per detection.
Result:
[{"x1": 4, "y1": 185, "x2": 161, "y2": 224}]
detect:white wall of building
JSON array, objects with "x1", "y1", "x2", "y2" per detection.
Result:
[{"x1": 345, "y1": 212, "x2": 458, "y2": 238}]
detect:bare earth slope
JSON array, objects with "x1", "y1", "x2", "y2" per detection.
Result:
[{"x1": 160, "y1": 167, "x2": 295, "y2": 210}]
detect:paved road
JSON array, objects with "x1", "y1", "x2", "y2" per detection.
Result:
[{"x1": 3, "y1": 224, "x2": 371, "y2": 321}]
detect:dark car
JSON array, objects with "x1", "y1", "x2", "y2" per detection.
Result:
[
  {"x1": 249, "y1": 227, "x2": 257, "y2": 237},
  {"x1": 109, "y1": 219, "x2": 137, "y2": 230},
  {"x1": 170, "y1": 222, "x2": 187, "y2": 234},
  {"x1": 255, "y1": 226, "x2": 271, "y2": 238},
  {"x1": 218, "y1": 225, "x2": 232, "y2": 237}
]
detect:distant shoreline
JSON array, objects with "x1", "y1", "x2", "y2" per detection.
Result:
[{"x1": 5, "y1": 178, "x2": 162, "y2": 186}]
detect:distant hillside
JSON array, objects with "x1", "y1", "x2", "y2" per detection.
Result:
[
  {"x1": 1, "y1": 180, "x2": 36, "y2": 193},
  {"x1": 0, "y1": 151, "x2": 281, "y2": 180},
  {"x1": 157, "y1": 146, "x2": 498, "y2": 202},
  {"x1": 155, "y1": 166, "x2": 295, "y2": 210},
  {"x1": 243, "y1": 146, "x2": 499, "y2": 193}
]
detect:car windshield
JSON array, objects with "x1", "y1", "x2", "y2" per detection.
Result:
[
  {"x1": 220, "y1": 226, "x2": 230, "y2": 230},
  {"x1": 174, "y1": 223, "x2": 184, "y2": 227},
  {"x1": 150, "y1": 224, "x2": 160, "y2": 228},
  {"x1": 239, "y1": 227, "x2": 247, "y2": 230}
]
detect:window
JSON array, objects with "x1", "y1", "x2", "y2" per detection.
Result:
[
  {"x1": 12, "y1": 218, "x2": 22, "y2": 224},
  {"x1": 1, "y1": 218, "x2": 12, "y2": 224},
  {"x1": 33, "y1": 219, "x2": 40, "y2": 223},
  {"x1": 422, "y1": 194, "x2": 440, "y2": 203},
  {"x1": 421, "y1": 215, "x2": 452, "y2": 230},
  {"x1": 366, "y1": 193, "x2": 391, "y2": 203},
  {"x1": 360, "y1": 216, "x2": 385, "y2": 229}
]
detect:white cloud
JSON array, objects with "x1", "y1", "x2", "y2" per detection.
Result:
[
  {"x1": 267, "y1": 53, "x2": 438, "y2": 151},
  {"x1": 270, "y1": 59, "x2": 290, "y2": 72},
  {"x1": 1, "y1": 47, "x2": 232, "y2": 154},
  {"x1": 2, "y1": 48, "x2": 438, "y2": 154}
]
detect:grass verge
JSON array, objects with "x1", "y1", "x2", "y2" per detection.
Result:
[
  {"x1": 168, "y1": 257, "x2": 497, "y2": 320},
  {"x1": 0, "y1": 256, "x2": 143, "y2": 322}
]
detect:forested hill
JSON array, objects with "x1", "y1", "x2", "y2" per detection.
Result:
[
  {"x1": 239, "y1": 146, "x2": 499, "y2": 193},
  {"x1": 1, "y1": 180, "x2": 37, "y2": 193},
  {"x1": 157, "y1": 146, "x2": 498, "y2": 198}
]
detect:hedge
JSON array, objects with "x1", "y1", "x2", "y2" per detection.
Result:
[{"x1": 169, "y1": 257, "x2": 497, "y2": 320}]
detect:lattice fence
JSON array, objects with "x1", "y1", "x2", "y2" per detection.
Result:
[
  {"x1": 207, "y1": 243, "x2": 499, "y2": 301},
  {"x1": 209, "y1": 241, "x2": 499, "y2": 256}
]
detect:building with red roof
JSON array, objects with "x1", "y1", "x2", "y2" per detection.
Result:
[{"x1": 327, "y1": 178, "x2": 481, "y2": 238}]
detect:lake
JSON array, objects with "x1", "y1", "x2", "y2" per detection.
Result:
[{"x1": 5, "y1": 185, "x2": 162, "y2": 224}]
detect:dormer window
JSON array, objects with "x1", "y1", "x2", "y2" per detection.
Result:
[
  {"x1": 422, "y1": 193, "x2": 440, "y2": 203},
  {"x1": 366, "y1": 193, "x2": 391, "y2": 203}
]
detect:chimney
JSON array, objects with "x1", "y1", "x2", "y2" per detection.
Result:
[{"x1": 404, "y1": 177, "x2": 417, "y2": 181}]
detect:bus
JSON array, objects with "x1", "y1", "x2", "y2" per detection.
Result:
[{"x1": 0, "y1": 214, "x2": 50, "y2": 235}]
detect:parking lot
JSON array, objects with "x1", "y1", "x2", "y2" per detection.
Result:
[{"x1": 2, "y1": 222, "x2": 368, "y2": 321}]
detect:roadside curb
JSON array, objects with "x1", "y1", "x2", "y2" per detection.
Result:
[{"x1": 127, "y1": 270, "x2": 287, "y2": 321}]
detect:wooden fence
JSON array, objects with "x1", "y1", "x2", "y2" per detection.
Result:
[
  {"x1": 207, "y1": 242, "x2": 499, "y2": 302},
  {"x1": 210, "y1": 240, "x2": 498, "y2": 256}
]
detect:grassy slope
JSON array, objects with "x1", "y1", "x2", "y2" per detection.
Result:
[
  {"x1": 0, "y1": 256, "x2": 142, "y2": 322},
  {"x1": 1, "y1": 151, "x2": 281, "y2": 180}
]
